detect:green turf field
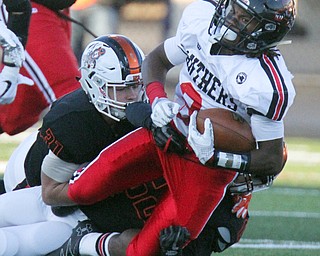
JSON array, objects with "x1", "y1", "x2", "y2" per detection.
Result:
[
  {"x1": 219, "y1": 137, "x2": 320, "y2": 256},
  {"x1": 0, "y1": 136, "x2": 319, "y2": 256}
]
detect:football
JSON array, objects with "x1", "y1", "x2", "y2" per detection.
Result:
[{"x1": 196, "y1": 108, "x2": 255, "y2": 152}]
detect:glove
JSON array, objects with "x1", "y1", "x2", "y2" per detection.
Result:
[
  {"x1": 125, "y1": 102, "x2": 153, "y2": 129},
  {"x1": 160, "y1": 226, "x2": 190, "y2": 256},
  {"x1": 0, "y1": 22, "x2": 25, "y2": 67},
  {"x1": 187, "y1": 111, "x2": 215, "y2": 164},
  {"x1": 152, "y1": 124, "x2": 187, "y2": 155},
  {"x1": 232, "y1": 193, "x2": 252, "y2": 219},
  {"x1": 125, "y1": 102, "x2": 186, "y2": 154},
  {"x1": 0, "y1": 22, "x2": 19, "y2": 47},
  {"x1": 0, "y1": 66, "x2": 34, "y2": 104},
  {"x1": 151, "y1": 97, "x2": 179, "y2": 127}
]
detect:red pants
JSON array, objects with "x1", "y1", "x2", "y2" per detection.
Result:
[
  {"x1": 68, "y1": 128, "x2": 237, "y2": 255},
  {"x1": 0, "y1": 3, "x2": 80, "y2": 135}
]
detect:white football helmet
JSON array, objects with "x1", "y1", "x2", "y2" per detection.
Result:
[{"x1": 79, "y1": 34, "x2": 145, "y2": 121}]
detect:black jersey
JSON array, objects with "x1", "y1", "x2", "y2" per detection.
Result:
[
  {"x1": 81, "y1": 177, "x2": 168, "y2": 232},
  {"x1": 23, "y1": 88, "x2": 167, "y2": 232},
  {"x1": 24, "y1": 89, "x2": 136, "y2": 185}
]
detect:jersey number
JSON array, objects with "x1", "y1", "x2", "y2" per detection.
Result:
[{"x1": 41, "y1": 128, "x2": 64, "y2": 156}]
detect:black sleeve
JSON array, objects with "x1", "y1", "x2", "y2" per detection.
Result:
[
  {"x1": 31, "y1": 0, "x2": 76, "y2": 10},
  {"x1": 3, "y1": 0, "x2": 32, "y2": 47},
  {"x1": 24, "y1": 132, "x2": 49, "y2": 186}
]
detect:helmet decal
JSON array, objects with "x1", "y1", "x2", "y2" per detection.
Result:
[{"x1": 83, "y1": 45, "x2": 106, "y2": 69}]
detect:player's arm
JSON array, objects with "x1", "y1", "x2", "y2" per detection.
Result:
[
  {"x1": 142, "y1": 39, "x2": 185, "y2": 127},
  {"x1": 142, "y1": 42, "x2": 174, "y2": 88},
  {"x1": 41, "y1": 150, "x2": 82, "y2": 206},
  {"x1": 188, "y1": 111, "x2": 284, "y2": 176},
  {"x1": 125, "y1": 102, "x2": 187, "y2": 154}
]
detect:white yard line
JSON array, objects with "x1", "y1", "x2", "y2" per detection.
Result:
[
  {"x1": 233, "y1": 239, "x2": 320, "y2": 250},
  {"x1": 269, "y1": 187, "x2": 320, "y2": 196},
  {"x1": 288, "y1": 150, "x2": 320, "y2": 164},
  {"x1": 250, "y1": 210, "x2": 320, "y2": 218}
]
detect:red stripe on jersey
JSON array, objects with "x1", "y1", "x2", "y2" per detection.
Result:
[
  {"x1": 263, "y1": 54, "x2": 284, "y2": 121},
  {"x1": 180, "y1": 82, "x2": 202, "y2": 114}
]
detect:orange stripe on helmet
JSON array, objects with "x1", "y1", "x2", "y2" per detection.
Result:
[{"x1": 109, "y1": 35, "x2": 141, "y2": 75}]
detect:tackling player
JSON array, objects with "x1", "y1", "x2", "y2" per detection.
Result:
[
  {"x1": 0, "y1": 34, "x2": 249, "y2": 255},
  {"x1": 52, "y1": 0, "x2": 296, "y2": 255}
]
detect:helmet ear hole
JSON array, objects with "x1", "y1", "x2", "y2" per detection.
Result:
[{"x1": 79, "y1": 34, "x2": 145, "y2": 121}]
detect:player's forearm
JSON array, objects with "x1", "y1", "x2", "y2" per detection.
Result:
[
  {"x1": 206, "y1": 138, "x2": 284, "y2": 176},
  {"x1": 142, "y1": 42, "x2": 173, "y2": 87},
  {"x1": 248, "y1": 138, "x2": 284, "y2": 176},
  {"x1": 41, "y1": 172, "x2": 76, "y2": 206},
  {"x1": 42, "y1": 181, "x2": 76, "y2": 206}
]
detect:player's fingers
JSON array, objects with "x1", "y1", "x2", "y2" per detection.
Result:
[
  {"x1": 18, "y1": 75, "x2": 34, "y2": 86},
  {"x1": 241, "y1": 208, "x2": 248, "y2": 219},
  {"x1": 203, "y1": 118, "x2": 213, "y2": 138},
  {"x1": 171, "y1": 103, "x2": 179, "y2": 115},
  {"x1": 188, "y1": 111, "x2": 199, "y2": 135},
  {"x1": 236, "y1": 207, "x2": 245, "y2": 218}
]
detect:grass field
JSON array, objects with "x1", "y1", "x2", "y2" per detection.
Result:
[
  {"x1": 219, "y1": 137, "x2": 320, "y2": 256},
  {"x1": 0, "y1": 133, "x2": 320, "y2": 256}
]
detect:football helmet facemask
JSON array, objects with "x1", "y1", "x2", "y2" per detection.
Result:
[
  {"x1": 209, "y1": 0, "x2": 296, "y2": 54},
  {"x1": 80, "y1": 34, "x2": 145, "y2": 121}
]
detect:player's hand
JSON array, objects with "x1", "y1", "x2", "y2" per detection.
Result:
[
  {"x1": 151, "y1": 97, "x2": 179, "y2": 127},
  {"x1": 160, "y1": 226, "x2": 190, "y2": 256},
  {"x1": 0, "y1": 23, "x2": 25, "y2": 67},
  {"x1": 187, "y1": 111, "x2": 215, "y2": 164},
  {"x1": 232, "y1": 193, "x2": 252, "y2": 219},
  {"x1": 152, "y1": 124, "x2": 187, "y2": 155},
  {"x1": 125, "y1": 102, "x2": 153, "y2": 129},
  {"x1": 125, "y1": 102, "x2": 187, "y2": 154},
  {"x1": 0, "y1": 66, "x2": 34, "y2": 104}
]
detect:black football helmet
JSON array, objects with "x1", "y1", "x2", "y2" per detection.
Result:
[{"x1": 209, "y1": 0, "x2": 296, "y2": 54}]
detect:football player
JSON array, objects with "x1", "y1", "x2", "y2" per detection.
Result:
[
  {"x1": 0, "y1": 0, "x2": 80, "y2": 135},
  {"x1": 51, "y1": 0, "x2": 296, "y2": 255},
  {"x1": 0, "y1": 0, "x2": 33, "y2": 105},
  {"x1": 0, "y1": 34, "x2": 248, "y2": 255}
]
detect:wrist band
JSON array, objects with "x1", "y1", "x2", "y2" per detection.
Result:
[
  {"x1": 146, "y1": 81, "x2": 167, "y2": 104},
  {"x1": 213, "y1": 151, "x2": 250, "y2": 172}
]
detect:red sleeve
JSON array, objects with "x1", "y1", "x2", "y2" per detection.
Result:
[{"x1": 146, "y1": 81, "x2": 167, "y2": 104}]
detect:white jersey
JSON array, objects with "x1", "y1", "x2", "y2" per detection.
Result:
[{"x1": 164, "y1": 0, "x2": 295, "y2": 142}]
